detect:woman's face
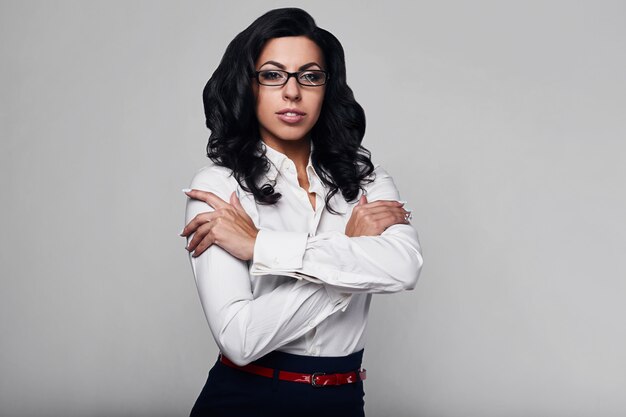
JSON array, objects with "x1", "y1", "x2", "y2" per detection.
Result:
[{"x1": 252, "y1": 36, "x2": 326, "y2": 147}]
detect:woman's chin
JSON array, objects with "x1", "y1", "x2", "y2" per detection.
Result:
[{"x1": 265, "y1": 132, "x2": 311, "y2": 144}]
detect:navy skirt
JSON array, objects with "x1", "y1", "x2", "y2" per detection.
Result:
[{"x1": 190, "y1": 349, "x2": 366, "y2": 416}]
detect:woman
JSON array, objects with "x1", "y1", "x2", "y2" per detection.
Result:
[{"x1": 180, "y1": 7, "x2": 423, "y2": 416}]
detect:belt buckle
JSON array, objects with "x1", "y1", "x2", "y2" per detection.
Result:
[{"x1": 311, "y1": 372, "x2": 326, "y2": 387}]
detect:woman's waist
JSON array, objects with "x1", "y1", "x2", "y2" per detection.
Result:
[{"x1": 244, "y1": 348, "x2": 365, "y2": 374}]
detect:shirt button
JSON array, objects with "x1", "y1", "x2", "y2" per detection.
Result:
[
  {"x1": 273, "y1": 257, "x2": 280, "y2": 265},
  {"x1": 308, "y1": 320, "x2": 316, "y2": 328}
]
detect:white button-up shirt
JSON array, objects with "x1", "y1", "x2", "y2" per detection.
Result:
[{"x1": 184, "y1": 142, "x2": 423, "y2": 366}]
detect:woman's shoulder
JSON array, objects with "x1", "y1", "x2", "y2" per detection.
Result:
[
  {"x1": 188, "y1": 161, "x2": 238, "y2": 196},
  {"x1": 190, "y1": 160, "x2": 233, "y2": 180},
  {"x1": 362, "y1": 161, "x2": 401, "y2": 200},
  {"x1": 362, "y1": 160, "x2": 393, "y2": 183}
]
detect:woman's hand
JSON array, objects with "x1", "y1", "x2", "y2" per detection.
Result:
[
  {"x1": 181, "y1": 189, "x2": 259, "y2": 260},
  {"x1": 345, "y1": 195, "x2": 411, "y2": 237}
]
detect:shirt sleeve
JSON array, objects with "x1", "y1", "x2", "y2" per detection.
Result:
[
  {"x1": 249, "y1": 164, "x2": 424, "y2": 294},
  {"x1": 184, "y1": 165, "x2": 352, "y2": 366}
]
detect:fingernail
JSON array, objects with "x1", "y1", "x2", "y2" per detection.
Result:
[
  {"x1": 398, "y1": 200, "x2": 407, "y2": 205},
  {"x1": 179, "y1": 228, "x2": 185, "y2": 236},
  {"x1": 404, "y1": 207, "x2": 413, "y2": 213},
  {"x1": 182, "y1": 188, "x2": 191, "y2": 193}
]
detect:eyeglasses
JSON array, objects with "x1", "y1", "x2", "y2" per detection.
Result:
[{"x1": 253, "y1": 69, "x2": 329, "y2": 87}]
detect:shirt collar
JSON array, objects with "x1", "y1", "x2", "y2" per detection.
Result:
[
  {"x1": 260, "y1": 141, "x2": 320, "y2": 183},
  {"x1": 260, "y1": 141, "x2": 289, "y2": 171}
]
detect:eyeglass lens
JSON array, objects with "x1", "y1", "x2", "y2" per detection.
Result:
[{"x1": 257, "y1": 70, "x2": 327, "y2": 86}]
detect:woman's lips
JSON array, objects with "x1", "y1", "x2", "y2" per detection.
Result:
[{"x1": 276, "y1": 112, "x2": 306, "y2": 124}]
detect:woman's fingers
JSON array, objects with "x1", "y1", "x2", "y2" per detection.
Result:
[
  {"x1": 346, "y1": 199, "x2": 411, "y2": 237},
  {"x1": 180, "y1": 211, "x2": 217, "y2": 237},
  {"x1": 183, "y1": 189, "x2": 230, "y2": 209},
  {"x1": 229, "y1": 192, "x2": 251, "y2": 219},
  {"x1": 367, "y1": 210, "x2": 411, "y2": 228},
  {"x1": 358, "y1": 199, "x2": 405, "y2": 209},
  {"x1": 356, "y1": 204, "x2": 407, "y2": 217},
  {"x1": 191, "y1": 233, "x2": 213, "y2": 257},
  {"x1": 180, "y1": 189, "x2": 233, "y2": 237},
  {"x1": 358, "y1": 210, "x2": 409, "y2": 232},
  {"x1": 186, "y1": 221, "x2": 214, "y2": 256},
  {"x1": 229, "y1": 191, "x2": 240, "y2": 207},
  {"x1": 181, "y1": 189, "x2": 259, "y2": 261},
  {"x1": 351, "y1": 199, "x2": 404, "y2": 217},
  {"x1": 354, "y1": 206, "x2": 409, "y2": 226}
]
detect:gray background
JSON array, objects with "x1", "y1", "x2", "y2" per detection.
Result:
[{"x1": 1, "y1": 1, "x2": 625, "y2": 416}]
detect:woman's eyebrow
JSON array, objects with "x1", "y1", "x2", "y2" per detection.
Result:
[{"x1": 259, "y1": 60, "x2": 322, "y2": 70}]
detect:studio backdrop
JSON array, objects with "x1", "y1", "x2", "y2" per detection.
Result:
[{"x1": 1, "y1": 1, "x2": 625, "y2": 416}]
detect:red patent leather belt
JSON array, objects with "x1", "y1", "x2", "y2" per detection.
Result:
[{"x1": 219, "y1": 353, "x2": 367, "y2": 387}]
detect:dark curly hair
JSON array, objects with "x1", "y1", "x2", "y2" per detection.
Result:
[{"x1": 202, "y1": 7, "x2": 375, "y2": 214}]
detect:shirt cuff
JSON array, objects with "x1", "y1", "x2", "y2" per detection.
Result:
[{"x1": 251, "y1": 229, "x2": 309, "y2": 273}]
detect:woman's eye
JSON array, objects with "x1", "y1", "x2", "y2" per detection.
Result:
[
  {"x1": 260, "y1": 71, "x2": 283, "y2": 80},
  {"x1": 302, "y1": 72, "x2": 320, "y2": 81},
  {"x1": 300, "y1": 71, "x2": 325, "y2": 85}
]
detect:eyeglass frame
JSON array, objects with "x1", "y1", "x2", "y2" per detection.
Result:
[{"x1": 252, "y1": 69, "x2": 330, "y2": 87}]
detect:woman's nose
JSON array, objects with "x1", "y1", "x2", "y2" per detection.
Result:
[{"x1": 282, "y1": 76, "x2": 301, "y2": 101}]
